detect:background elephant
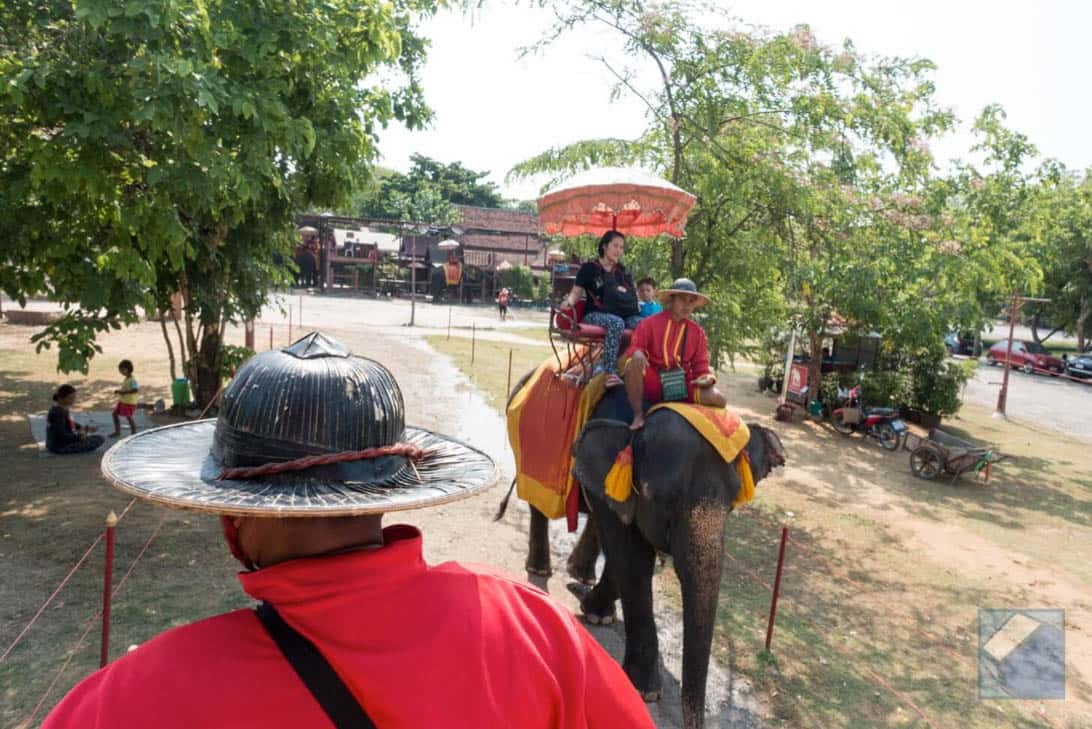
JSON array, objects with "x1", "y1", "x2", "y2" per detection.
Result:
[{"x1": 567, "y1": 388, "x2": 785, "y2": 729}]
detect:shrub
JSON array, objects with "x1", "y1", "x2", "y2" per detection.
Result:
[
  {"x1": 220, "y1": 345, "x2": 256, "y2": 379},
  {"x1": 498, "y1": 264, "x2": 535, "y2": 299},
  {"x1": 859, "y1": 368, "x2": 913, "y2": 408},
  {"x1": 908, "y1": 347, "x2": 974, "y2": 417}
]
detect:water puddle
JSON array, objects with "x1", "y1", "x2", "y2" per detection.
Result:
[{"x1": 406, "y1": 338, "x2": 514, "y2": 477}]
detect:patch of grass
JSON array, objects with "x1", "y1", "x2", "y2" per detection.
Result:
[{"x1": 425, "y1": 335, "x2": 550, "y2": 409}]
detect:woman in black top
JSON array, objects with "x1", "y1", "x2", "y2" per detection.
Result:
[
  {"x1": 46, "y1": 385, "x2": 105, "y2": 454},
  {"x1": 561, "y1": 230, "x2": 644, "y2": 388}
]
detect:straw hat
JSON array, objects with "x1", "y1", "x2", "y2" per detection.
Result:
[
  {"x1": 656, "y1": 278, "x2": 710, "y2": 308},
  {"x1": 100, "y1": 332, "x2": 497, "y2": 516}
]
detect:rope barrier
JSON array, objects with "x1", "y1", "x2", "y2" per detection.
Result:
[
  {"x1": 24, "y1": 513, "x2": 167, "y2": 726},
  {"x1": 0, "y1": 498, "x2": 138, "y2": 665}
]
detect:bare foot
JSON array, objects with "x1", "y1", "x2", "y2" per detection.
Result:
[{"x1": 629, "y1": 415, "x2": 645, "y2": 431}]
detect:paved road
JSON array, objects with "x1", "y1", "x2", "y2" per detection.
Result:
[{"x1": 962, "y1": 358, "x2": 1092, "y2": 442}]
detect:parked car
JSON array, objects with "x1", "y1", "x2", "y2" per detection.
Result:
[
  {"x1": 944, "y1": 331, "x2": 982, "y2": 356},
  {"x1": 1064, "y1": 352, "x2": 1092, "y2": 380},
  {"x1": 985, "y1": 340, "x2": 1065, "y2": 374}
]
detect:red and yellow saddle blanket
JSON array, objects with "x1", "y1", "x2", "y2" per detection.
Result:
[
  {"x1": 605, "y1": 404, "x2": 754, "y2": 508},
  {"x1": 507, "y1": 350, "x2": 607, "y2": 525}
]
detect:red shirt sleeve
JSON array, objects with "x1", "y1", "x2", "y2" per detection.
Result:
[
  {"x1": 626, "y1": 315, "x2": 654, "y2": 359},
  {"x1": 689, "y1": 321, "x2": 712, "y2": 378}
]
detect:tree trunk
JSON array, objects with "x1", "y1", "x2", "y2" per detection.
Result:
[
  {"x1": 807, "y1": 329, "x2": 823, "y2": 403},
  {"x1": 193, "y1": 322, "x2": 223, "y2": 410},
  {"x1": 1077, "y1": 299, "x2": 1090, "y2": 353},
  {"x1": 159, "y1": 311, "x2": 177, "y2": 381},
  {"x1": 670, "y1": 240, "x2": 685, "y2": 279}
]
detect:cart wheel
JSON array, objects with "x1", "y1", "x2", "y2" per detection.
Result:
[
  {"x1": 910, "y1": 446, "x2": 942, "y2": 480},
  {"x1": 877, "y1": 423, "x2": 901, "y2": 451},
  {"x1": 832, "y1": 412, "x2": 854, "y2": 435}
]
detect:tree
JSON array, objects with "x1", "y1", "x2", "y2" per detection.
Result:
[
  {"x1": 1024, "y1": 163, "x2": 1092, "y2": 350},
  {"x1": 358, "y1": 153, "x2": 507, "y2": 223},
  {"x1": 512, "y1": 2, "x2": 955, "y2": 376},
  {"x1": 1, "y1": 0, "x2": 436, "y2": 405}
]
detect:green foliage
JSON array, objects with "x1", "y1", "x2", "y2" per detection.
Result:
[
  {"x1": 498, "y1": 265, "x2": 536, "y2": 299},
  {"x1": 858, "y1": 368, "x2": 913, "y2": 409},
  {"x1": 1024, "y1": 163, "x2": 1092, "y2": 350},
  {"x1": 219, "y1": 345, "x2": 255, "y2": 379},
  {"x1": 907, "y1": 347, "x2": 974, "y2": 417},
  {"x1": 359, "y1": 153, "x2": 505, "y2": 223},
  {"x1": 1, "y1": 0, "x2": 436, "y2": 403},
  {"x1": 533, "y1": 276, "x2": 551, "y2": 303},
  {"x1": 513, "y1": 2, "x2": 953, "y2": 368}
]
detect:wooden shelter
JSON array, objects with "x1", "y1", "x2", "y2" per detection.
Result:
[{"x1": 295, "y1": 207, "x2": 550, "y2": 302}]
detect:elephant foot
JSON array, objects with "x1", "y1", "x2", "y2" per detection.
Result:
[
  {"x1": 582, "y1": 609, "x2": 616, "y2": 626},
  {"x1": 624, "y1": 661, "x2": 662, "y2": 700},
  {"x1": 566, "y1": 560, "x2": 597, "y2": 586},
  {"x1": 577, "y1": 589, "x2": 617, "y2": 626}
]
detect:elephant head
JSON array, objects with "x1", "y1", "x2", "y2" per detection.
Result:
[
  {"x1": 743, "y1": 423, "x2": 787, "y2": 483},
  {"x1": 572, "y1": 416, "x2": 787, "y2": 524}
]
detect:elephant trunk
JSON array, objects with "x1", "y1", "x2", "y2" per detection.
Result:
[{"x1": 672, "y1": 502, "x2": 728, "y2": 729}]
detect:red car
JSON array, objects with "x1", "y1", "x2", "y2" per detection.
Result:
[{"x1": 985, "y1": 339, "x2": 1065, "y2": 374}]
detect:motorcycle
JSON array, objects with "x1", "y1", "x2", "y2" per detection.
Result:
[{"x1": 831, "y1": 386, "x2": 906, "y2": 451}]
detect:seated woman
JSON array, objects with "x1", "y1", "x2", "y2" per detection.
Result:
[
  {"x1": 623, "y1": 278, "x2": 727, "y2": 430},
  {"x1": 560, "y1": 230, "x2": 643, "y2": 388},
  {"x1": 46, "y1": 385, "x2": 105, "y2": 454}
]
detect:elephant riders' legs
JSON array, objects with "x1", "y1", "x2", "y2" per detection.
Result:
[
  {"x1": 671, "y1": 501, "x2": 728, "y2": 729},
  {"x1": 566, "y1": 510, "x2": 600, "y2": 585},
  {"x1": 696, "y1": 385, "x2": 727, "y2": 409},
  {"x1": 624, "y1": 356, "x2": 648, "y2": 430},
  {"x1": 526, "y1": 507, "x2": 552, "y2": 577},
  {"x1": 581, "y1": 311, "x2": 625, "y2": 376},
  {"x1": 587, "y1": 496, "x2": 661, "y2": 697}
]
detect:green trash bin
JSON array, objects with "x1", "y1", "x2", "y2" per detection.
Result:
[{"x1": 171, "y1": 378, "x2": 191, "y2": 409}]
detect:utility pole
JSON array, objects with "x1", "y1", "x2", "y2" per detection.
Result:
[
  {"x1": 995, "y1": 289, "x2": 1050, "y2": 417},
  {"x1": 409, "y1": 238, "x2": 416, "y2": 327}
]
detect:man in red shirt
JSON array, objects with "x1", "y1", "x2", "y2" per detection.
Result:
[
  {"x1": 624, "y1": 278, "x2": 727, "y2": 430},
  {"x1": 44, "y1": 332, "x2": 653, "y2": 729}
]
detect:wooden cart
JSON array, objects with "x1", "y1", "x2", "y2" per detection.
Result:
[{"x1": 905, "y1": 428, "x2": 1006, "y2": 482}]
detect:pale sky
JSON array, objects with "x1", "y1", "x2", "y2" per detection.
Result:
[{"x1": 377, "y1": 1, "x2": 1092, "y2": 202}]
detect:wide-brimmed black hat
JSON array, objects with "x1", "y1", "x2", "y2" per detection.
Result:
[
  {"x1": 657, "y1": 278, "x2": 710, "y2": 308},
  {"x1": 100, "y1": 333, "x2": 497, "y2": 516}
]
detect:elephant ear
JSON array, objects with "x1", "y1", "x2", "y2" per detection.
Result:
[
  {"x1": 572, "y1": 418, "x2": 637, "y2": 524},
  {"x1": 744, "y1": 423, "x2": 787, "y2": 484}
]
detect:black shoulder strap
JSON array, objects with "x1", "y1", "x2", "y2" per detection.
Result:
[{"x1": 256, "y1": 603, "x2": 378, "y2": 729}]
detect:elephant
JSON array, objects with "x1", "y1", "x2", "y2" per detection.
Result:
[{"x1": 506, "y1": 384, "x2": 785, "y2": 729}]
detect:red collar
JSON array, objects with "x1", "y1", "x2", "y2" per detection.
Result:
[{"x1": 238, "y1": 524, "x2": 427, "y2": 606}]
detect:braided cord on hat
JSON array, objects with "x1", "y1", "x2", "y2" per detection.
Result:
[{"x1": 217, "y1": 443, "x2": 428, "y2": 481}]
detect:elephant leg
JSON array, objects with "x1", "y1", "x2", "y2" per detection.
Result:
[
  {"x1": 566, "y1": 511, "x2": 600, "y2": 585},
  {"x1": 671, "y1": 502, "x2": 728, "y2": 729},
  {"x1": 588, "y1": 497, "x2": 661, "y2": 699},
  {"x1": 526, "y1": 507, "x2": 552, "y2": 577},
  {"x1": 576, "y1": 556, "x2": 618, "y2": 625}
]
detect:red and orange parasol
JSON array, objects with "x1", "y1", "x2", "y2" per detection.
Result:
[{"x1": 536, "y1": 167, "x2": 697, "y2": 238}]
